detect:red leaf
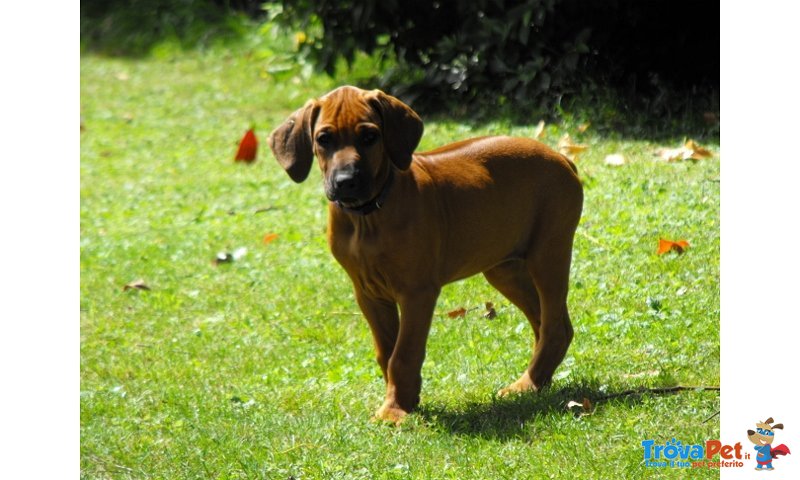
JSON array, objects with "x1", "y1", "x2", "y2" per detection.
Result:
[
  {"x1": 235, "y1": 128, "x2": 258, "y2": 163},
  {"x1": 657, "y1": 238, "x2": 690, "y2": 255}
]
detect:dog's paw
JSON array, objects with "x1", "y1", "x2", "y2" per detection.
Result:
[
  {"x1": 373, "y1": 402, "x2": 409, "y2": 425},
  {"x1": 497, "y1": 372, "x2": 539, "y2": 397}
]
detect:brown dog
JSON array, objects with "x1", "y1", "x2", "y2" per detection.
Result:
[{"x1": 269, "y1": 86, "x2": 583, "y2": 423}]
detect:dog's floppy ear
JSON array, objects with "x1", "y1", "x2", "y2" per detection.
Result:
[
  {"x1": 772, "y1": 423, "x2": 784, "y2": 430},
  {"x1": 366, "y1": 90, "x2": 423, "y2": 170},
  {"x1": 268, "y1": 100, "x2": 320, "y2": 183}
]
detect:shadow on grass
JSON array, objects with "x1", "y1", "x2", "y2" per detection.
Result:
[
  {"x1": 406, "y1": 85, "x2": 720, "y2": 144},
  {"x1": 417, "y1": 381, "x2": 706, "y2": 441}
]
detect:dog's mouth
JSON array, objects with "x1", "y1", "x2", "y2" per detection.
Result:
[
  {"x1": 759, "y1": 439, "x2": 768, "y2": 445},
  {"x1": 338, "y1": 198, "x2": 366, "y2": 208},
  {"x1": 327, "y1": 193, "x2": 368, "y2": 208}
]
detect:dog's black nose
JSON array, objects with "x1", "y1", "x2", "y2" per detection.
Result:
[
  {"x1": 747, "y1": 430, "x2": 755, "y2": 435},
  {"x1": 332, "y1": 169, "x2": 361, "y2": 198}
]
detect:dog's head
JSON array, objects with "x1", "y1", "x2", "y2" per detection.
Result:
[
  {"x1": 747, "y1": 417, "x2": 783, "y2": 446},
  {"x1": 268, "y1": 86, "x2": 423, "y2": 208}
]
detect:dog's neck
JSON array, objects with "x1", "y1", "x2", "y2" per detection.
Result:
[{"x1": 335, "y1": 167, "x2": 395, "y2": 216}]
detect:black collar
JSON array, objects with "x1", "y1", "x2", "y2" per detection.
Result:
[{"x1": 335, "y1": 168, "x2": 395, "y2": 216}]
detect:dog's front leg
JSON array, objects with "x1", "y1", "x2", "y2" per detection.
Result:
[
  {"x1": 375, "y1": 288, "x2": 439, "y2": 424},
  {"x1": 355, "y1": 291, "x2": 399, "y2": 381}
]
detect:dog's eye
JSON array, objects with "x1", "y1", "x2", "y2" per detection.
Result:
[
  {"x1": 360, "y1": 130, "x2": 380, "y2": 147},
  {"x1": 316, "y1": 132, "x2": 333, "y2": 147}
]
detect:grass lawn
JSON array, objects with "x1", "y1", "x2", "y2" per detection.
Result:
[{"x1": 81, "y1": 28, "x2": 719, "y2": 479}]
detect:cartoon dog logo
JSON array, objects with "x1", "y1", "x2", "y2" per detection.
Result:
[{"x1": 747, "y1": 417, "x2": 791, "y2": 471}]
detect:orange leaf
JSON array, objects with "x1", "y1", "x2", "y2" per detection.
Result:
[
  {"x1": 235, "y1": 128, "x2": 258, "y2": 163},
  {"x1": 263, "y1": 233, "x2": 279, "y2": 245},
  {"x1": 447, "y1": 307, "x2": 467, "y2": 319},
  {"x1": 657, "y1": 238, "x2": 690, "y2": 255}
]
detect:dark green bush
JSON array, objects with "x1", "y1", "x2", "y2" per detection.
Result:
[{"x1": 272, "y1": 0, "x2": 719, "y2": 111}]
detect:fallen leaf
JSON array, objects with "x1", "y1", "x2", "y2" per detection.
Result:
[
  {"x1": 558, "y1": 134, "x2": 588, "y2": 161},
  {"x1": 566, "y1": 397, "x2": 593, "y2": 415},
  {"x1": 235, "y1": 128, "x2": 258, "y2": 163},
  {"x1": 447, "y1": 307, "x2": 467, "y2": 319},
  {"x1": 604, "y1": 153, "x2": 625, "y2": 166},
  {"x1": 483, "y1": 302, "x2": 497, "y2": 319},
  {"x1": 263, "y1": 233, "x2": 279, "y2": 245},
  {"x1": 533, "y1": 120, "x2": 546, "y2": 139},
  {"x1": 657, "y1": 238, "x2": 690, "y2": 255},
  {"x1": 577, "y1": 122, "x2": 591, "y2": 133},
  {"x1": 684, "y1": 139, "x2": 713, "y2": 159},
  {"x1": 214, "y1": 252, "x2": 234, "y2": 265},
  {"x1": 123, "y1": 279, "x2": 150, "y2": 291},
  {"x1": 656, "y1": 139, "x2": 713, "y2": 162},
  {"x1": 214, "y1": 247, "x2": 248, "y2": 265}
]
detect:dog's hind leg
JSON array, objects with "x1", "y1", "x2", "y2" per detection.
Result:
[
  {"x1": 497, "y1": 214, "x2": 580, "y2": 396},
  {"x1": 485, "y1": 260, "x2": 548, "y2": 397},
  {"x1": 524, "y1": 224, "x2": 577, "y2": 391},
  {"x1": 484, "y1": 259, "x2": 542, "y2": 340}
]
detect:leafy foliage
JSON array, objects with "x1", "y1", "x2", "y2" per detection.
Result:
[{"x1": 272, "y1": 0, "x2": 719, "y2": 110}]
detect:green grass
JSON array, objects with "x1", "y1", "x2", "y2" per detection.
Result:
[{"x1": 81, "y1": 29, "x2": 719, "y2": 479}]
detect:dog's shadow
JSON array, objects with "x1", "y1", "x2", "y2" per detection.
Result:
[{"x1": 415, "y1": 380, "x2": 668, "y2": 441}]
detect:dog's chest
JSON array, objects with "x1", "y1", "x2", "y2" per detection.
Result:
[{"x1": 329, "y1": 221, "x2": 406, "y2": 294}]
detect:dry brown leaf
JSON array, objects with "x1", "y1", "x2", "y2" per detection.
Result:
[
  {"x1": 577, "y1": 122, "x2": 591, "y2": 133},
  {"x1": 123, "y1": 279, "x2": 150, "y2": 291},
  {"x1": 558, "y1": 134, "x2": 588, "y2": 160},
  {"x1": 656, "y1": 139, "x2": 714, "y2": 162},
  {"x1": 483, "y1": 302, "x2": 497, "y2": 319},
  {"x1": 604, "y1": 154, "x2": 625, "y2": 166},
  {"x1": 533, "y1": 120, "x2": 546, "y2": 139},
  {"x1": 214, "y1": 247, "x2": 247, "y2": 265},
  {"x1": 684, "y1": 139, "x2": 713, "y2": 159},
  {"x1": 566, "y1": 397, "x2": 593, "y2": 415},
  {"x1": 447, "y1": 307, "x2": 467, "y2": 319}
]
